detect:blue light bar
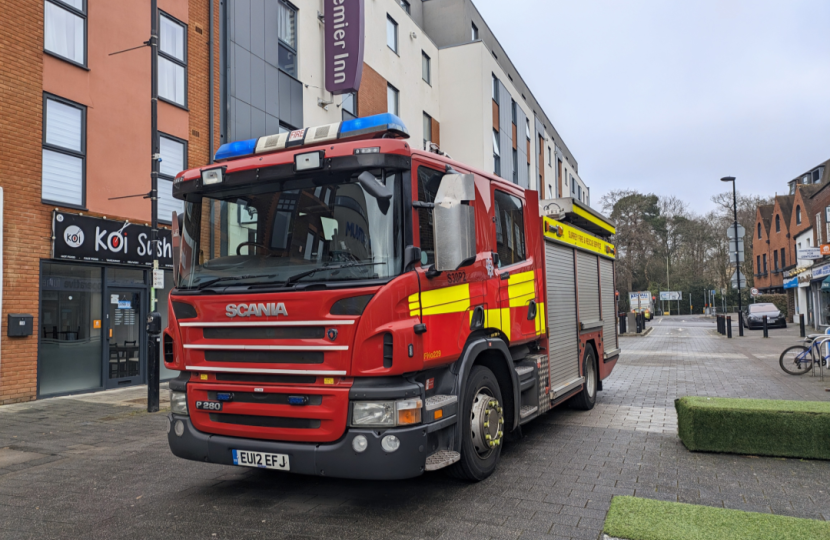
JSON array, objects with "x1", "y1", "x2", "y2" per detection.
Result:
[
  {"x1": 213, "y1": 138, "x2": 258, "y2": 162},
  {"x1": 340, "y1": 113, "x2": 409, "y2": 138},
  {"x1": 213, "y1": 113, "x2": 409, "y2": 162}
]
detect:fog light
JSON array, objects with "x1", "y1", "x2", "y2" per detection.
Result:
[
  {"x1": 174, "y1": 420, "x2": 185, "y2": 437},
  {"x1": 166, "y1": 417, "x2": 172, "y2": 434},
  {"x1": 381, "y1": 435, "x2": 400, "y2": 453},
  {"x1": 352, "y1": 435, "x2": 368, "y2": 453}
]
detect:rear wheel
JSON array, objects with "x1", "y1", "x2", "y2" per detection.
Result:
[
  {"x1": 779, "y1": 345, "x2": 812, "y2": 375},
  {"x1": 448, "y1": 366, "x2": 504, "y2": 482},
  {"x1": 569, "y1": 347, "x2": 597, "y2": 410}
]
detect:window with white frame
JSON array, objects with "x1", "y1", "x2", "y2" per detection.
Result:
[
  {"x1": 44, "y1": 0, "x2": 86, "y2": 66},
  {"x1": 493, "y1": 130, "x2": 500, "y2": 176},
  {"x1": 398, "y1": 0, "x2": 410, "y2": 14},
  {"x1": 159, "y1": 12, "x2": 187, "y2": 106},
  {"x1": 525, "y1": 118, "x2": 531, "y2": 140},
  {"x1": 341, "y1": 92, "x2": 357, "y2": 121},
  {"x1": 387, "y1": 15, "x2": 398, "y2": 53},
  {"x1": 387, "y1": 84, "x2": 399, "y2": 116},
  {"x1": 423, "y1": 112, "x2": 432, "y2": 148},
  {"x1": 158, "y1": 134, "x2": 187, "y2": 223},
  {"x1": 42, "y1": 94, "x2": 85, "y2": 207},
  {"x1": 277, "y1": 1, "x2": 297, "y2": 77},
  {"x1": 422, "y1": 51, "x2": 431, "y2": 85}
]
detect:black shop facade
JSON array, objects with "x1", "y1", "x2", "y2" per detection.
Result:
[{"x1": 38, "y1": 211, "x2": 178, "y2": 397}]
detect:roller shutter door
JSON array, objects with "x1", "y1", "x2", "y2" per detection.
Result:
[
  {"x1": 576, "y1": 251, "x2": 600, "y2": 325},
  {"x1": 599, "y1": 258, "x2": 617, "y2": 351},
  {"x1": 545, "y1": 242, "x2": 579, "y2": 390}
]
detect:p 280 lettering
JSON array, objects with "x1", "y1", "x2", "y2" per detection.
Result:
[{"x1": 195, "y1": 401, "x2": 222, "y2": 411}]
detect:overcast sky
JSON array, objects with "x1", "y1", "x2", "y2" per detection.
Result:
[{"x1": 472, "y1": 0, "x2": 830, "y2": 213}]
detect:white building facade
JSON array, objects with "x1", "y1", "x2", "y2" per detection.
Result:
[{"x1": 222, "y1": 0, "x2": 591, "y2": 203}]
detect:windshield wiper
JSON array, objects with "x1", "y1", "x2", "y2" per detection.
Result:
[
  {"x1": 193, "y1": 274, "x2": 277, "y2": 290},
  {"x1": 284, "y1": 262, "x2": 386, "y2": 287}
]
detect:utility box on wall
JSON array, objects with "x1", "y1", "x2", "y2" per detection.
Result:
[{"x1": 8, "y1": 314, "x2": 33, "y2": 337}]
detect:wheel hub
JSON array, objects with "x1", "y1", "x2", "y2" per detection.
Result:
[{"x1": 470, "y1": 392, "x2": 503, "y2": 456}]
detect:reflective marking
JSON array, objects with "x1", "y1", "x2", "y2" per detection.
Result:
[
  {"x1": 186, "y1": 366, "x2": 346, "y2": 376},
  {"x1": 184, "y1": 344, "x2": 348, "y2": 351},
  {"x1": 507, "y1": 271, "x2": 535, "y2": 285},
  {"x1": 572, "y1": 205, "x2": 616, "y2": 235},
  {"x1": 179, "y1": 320, "x2": 356, "y2": 327}
]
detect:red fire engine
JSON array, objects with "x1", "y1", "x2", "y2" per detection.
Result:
[{"x1": 164, "y1": 113, "x2": 619, "y2": 481}]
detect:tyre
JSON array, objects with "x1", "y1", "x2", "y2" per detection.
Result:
[
  {"x1": 569, "y1": 346, "x2": 597, "y2": 411},
  {"x1": 448, "y1": 366, "x2": 504, "y2": 482},
  {"x1": 779, "y1": 345, "x2": 812, "y2": 375}
]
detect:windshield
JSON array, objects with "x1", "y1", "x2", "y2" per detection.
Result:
[
  {"x1": 749, "y1": 303, "x2": 778, "y2": 313},
  {"x1": 177, "y1": 169, "x2": 403, "y2": 289}
]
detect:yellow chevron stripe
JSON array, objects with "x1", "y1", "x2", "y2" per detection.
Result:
[
  {"x1": 508, "y1": 270, "x2": 535, "y2": 285},
  {"x1": 422, "y1": 299, "x2": 471, "y2": 316},
  {"x1": 508, "y1": 280, "x2": 534, "y2": 299},
  {"x1": 420, "y1": 283, "x2": 470, "y2": 308},
  {"x1": 509, "y1": 292, "x2": 536, "y2": 308}
]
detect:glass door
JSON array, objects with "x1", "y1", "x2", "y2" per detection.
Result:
[{"x1": 105, "y1": 289, "x2": 144, "y2": 388}]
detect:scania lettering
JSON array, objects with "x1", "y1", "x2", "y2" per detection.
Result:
[{"x1": 164, "y1": 113, "x2": 620, "y2": 481}]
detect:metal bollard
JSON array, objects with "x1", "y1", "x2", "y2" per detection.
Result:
[
  {"x1": 738, "y1": 312, "x2": 744, "y2": 337},
  {"x1": 763, "y1": 315, "x2": 768, "y2": 338},
  {"x1": 800, "y1": 314, "x2": 805, "y2": 338},
  {"x1": 727, "y1": 316, "x2": 732, "y2": 338},
  {"x1": 620, "y1": 313, "x2": 627, "y2": 334},
  {"x1": 718, "y1": 315, "x2": 723, "y2": 335}
]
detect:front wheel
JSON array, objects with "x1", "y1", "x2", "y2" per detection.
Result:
[
  {"x1": 448, "y1": 366, "x2": 504, "y2": 482},
  {"x1": 569, "y1": 346, "x2": 597, "y2": 410},
  {"x1": 779, "y1": 345, "x2": 812, "y2": 375}
]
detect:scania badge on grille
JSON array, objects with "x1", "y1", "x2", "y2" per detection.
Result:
[{"x1": 226, "y1": 302, "x2": 288, "y2": 318}]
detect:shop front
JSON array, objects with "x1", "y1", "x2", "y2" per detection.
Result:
[
  {"x1": 810, "y1": 262, "x2": 830, "y2": 331},
  {"x1": 38, "y1": 212, "x2": 177, "y2": 398}
]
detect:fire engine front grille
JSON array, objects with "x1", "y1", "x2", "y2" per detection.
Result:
[
  {"x1": 204, "y1": 350, "x2": 324, "y2": 364},
  {"x1": 202, "y1": 326, "x2": 324, "y2": 340},
  {"x1": 208, "y1": 391, "x2": 323, "y2": 406},
  {"x1": 209, "y1": 413, "x2": 321, "y2": 429},
  {"x1": 215, "y1": 373, "x2": 317, "y2": 384}
]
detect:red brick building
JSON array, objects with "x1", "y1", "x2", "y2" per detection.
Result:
[{"x1": 0, "y1": 0, "x2": 219, "y2": 403}]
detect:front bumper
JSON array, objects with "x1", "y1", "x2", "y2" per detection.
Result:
[
  {"x1": 167, "y1": 414, "x2": 428, "y2": 480},
  {"x1": 746, "y1": 318, "x2": 786, "y2": 328}
]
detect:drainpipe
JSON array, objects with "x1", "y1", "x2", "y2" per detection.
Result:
[{"x1": 209, "y1": 0, "x2": 215, "y2": 163}]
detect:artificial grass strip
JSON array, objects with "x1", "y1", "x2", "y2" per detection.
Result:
[
  {"x1": 675, "y1": 397, "x2": 830, "y2": 460},
  {"x1": 603, "y1": 496, "x2": 830, "y2": 540}
]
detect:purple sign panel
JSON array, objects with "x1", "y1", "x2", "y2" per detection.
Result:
[{"x1": 325, "y1": 0, "x2": 365, "y2": 95}]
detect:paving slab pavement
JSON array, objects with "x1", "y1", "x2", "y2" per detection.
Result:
[{"x1": 0, "y1": 315, "x2": 827, "y2": 539}]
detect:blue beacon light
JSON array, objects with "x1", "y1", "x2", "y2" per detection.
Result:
[{"x1": 213, "y1": 113, "x2": 409, "y2": 162}]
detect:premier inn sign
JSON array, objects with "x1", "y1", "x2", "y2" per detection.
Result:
[{"x1": 325, "y1": 0, "x2": 364, "y2": 95}]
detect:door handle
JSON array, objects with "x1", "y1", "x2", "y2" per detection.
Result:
[{"x1": 527, "y1": 300, "x2": 537, "y2": 321}]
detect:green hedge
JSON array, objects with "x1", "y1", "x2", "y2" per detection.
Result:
[
  {"x1": 603, "y1": 496, "x2": 830, "y2": 540},
  {"x1": 676, "y1": 397, "x2": 830, "y2": 460},
  {"x1": 754, "y1": 294, "x2": 788, "y2": 318}
]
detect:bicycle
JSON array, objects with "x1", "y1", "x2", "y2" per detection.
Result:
[{"x1": 779, "y1": 335, "x2": 830, "y2": 376}]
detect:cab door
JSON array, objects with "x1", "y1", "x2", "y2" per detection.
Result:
[
  {"x1": 492, "y1": 187, "x2": 538, "y2": 343},
  {"x1": 410, "y1": 160, "x2": 490, "y2": 364}
]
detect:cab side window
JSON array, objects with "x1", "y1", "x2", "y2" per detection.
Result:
[
  {"x1": 494, "y1": 190, "x2": 526, "y2": 267},
  {"x1": 417, "y1": 166, "x2": 444, "y2": 265}
]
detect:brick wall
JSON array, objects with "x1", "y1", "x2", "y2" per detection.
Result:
[
  {"x1": 0, "y1": 1, "x2": 46, "y2": 403},
  {"x1": 187, "y1": 0, "x2": 221, "y2": 170},
  {"x1": 358, "y1": 63, "x2": 388, "y2": 119},
  {"x1": 767, "y1": 199, "x2": 793, "y2": 289}
]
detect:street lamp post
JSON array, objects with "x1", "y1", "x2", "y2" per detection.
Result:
[{"x1": 721, "y1": 176, "x2": 743, "y2": 336}]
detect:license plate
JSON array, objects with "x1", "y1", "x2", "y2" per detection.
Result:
[
  {"x1": 232, "y1": 449, "x2": 290, "y2": 470},
  {"x1": 195, "y1": 401, "x2": 222, "y2": 411}
]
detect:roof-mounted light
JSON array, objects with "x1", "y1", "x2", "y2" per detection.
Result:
[{"x1": 213, "y1": 113, "x2": 409, "y2": 162}]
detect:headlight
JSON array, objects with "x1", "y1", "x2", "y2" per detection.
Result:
[
  {"x1": 170, "y1": 390, "x2": 188, "y2": 416},
  {"x1": 351, "y1": 399, "x2": 423, "y2": 427}
]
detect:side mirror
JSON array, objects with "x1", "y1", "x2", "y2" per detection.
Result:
[
  {"x1": 172, "y1": 211, "x2": 181, "y2": 285},
  {"x1": 356, "y1": 171, "x2": 392, "y2": 215},
  {"x1": 432, "y1": 173, "x2": 476, "y2": 272}
]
